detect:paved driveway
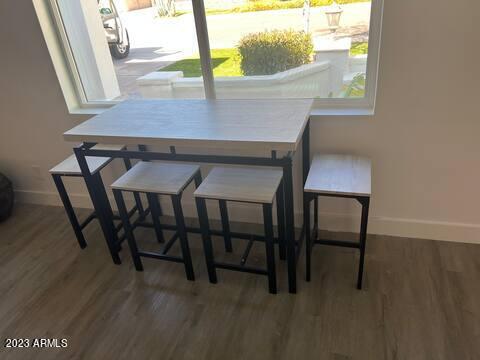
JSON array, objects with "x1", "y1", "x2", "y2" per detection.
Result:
[{"x1": 113, "y1": 47, "x2": 187, "y2": 99}]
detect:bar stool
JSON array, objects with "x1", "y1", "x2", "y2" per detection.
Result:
[
  {"x1": 304, "y1": 154, "x2": 371, "y2": 289},
  {"x1": 194, "y1": 167, "x2": 284, "y2": 294},
  {"x1": 111, "y1": 161, "x2": 201, "y2": 281},
  {"x1": 50, "y1": 144, "x2": 146, "y2": 249}
]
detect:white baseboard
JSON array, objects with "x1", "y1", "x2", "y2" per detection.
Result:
[
  {"x1": 14, "y1": 189, "x2": 480, "y2": 245},
  {"x1": 15, "y1": 189, "x2": 94, "y2": 208}
]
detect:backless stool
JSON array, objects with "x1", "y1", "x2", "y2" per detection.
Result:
[
  {"x1": 304, "y1": 154, "x2": 371, "y2": 289},
  {"x1": 111, "y1": 162, "x2": 201, "y2": 281},
  {"x1": 50, "y1": 144, "x2": 146, "y2": 249},
  {"x1": 194, "y1": 167, "x2": 285, "y2": 294}
]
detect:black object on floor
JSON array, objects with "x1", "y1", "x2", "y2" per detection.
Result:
[{"x1": 0, "y1": 172, "x2": 14, "y2": 222}]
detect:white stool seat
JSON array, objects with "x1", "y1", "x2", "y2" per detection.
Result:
[
  {"x1": 111, "y1": 161, "x2": 200, "y2": 195},
  {"x1": 194, "y1": 167, "x2": 283, "y2": 204},
  {"x1": 304, "y1": 154, "x2": 371, "y2": 197},
  {"x1": 49, "y1": 144, "x2": 126, "y2": 176}
]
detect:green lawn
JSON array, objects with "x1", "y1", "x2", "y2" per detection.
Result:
[
  {"x1": 161, "y1": 49, "x2": 242, "y2": 77},
  {"x1": 206, "y1": 0, "x2": 370, "y2": 15},
  {"x1": 160, "y1": 43, "x2": 368, "y2": 78}
]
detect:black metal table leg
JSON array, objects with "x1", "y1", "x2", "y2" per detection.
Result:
[
  {"x1": 304, "y1": 193, "x2": 312, "y2": 282},
  {"x1": 263, "y1": 204, "x2": 277, "y2": 294},
  {"x1": 283, "y1": 156, "x2": 296, "y2": 294},
  {"x1": 276, "y1": 180, "x2": 286, "y2": 260},
  {"x1": 357, "y1": 197, "x2": 370, "y2": 289},
  {"x1": 302, "y1": 118, "x2": 311, "y2": 242},
  {"x1": 92, "y1": 171, "x2": 120, "y2": 249},
  {"x1": 52, "y1": 174, "x2": 87, "y2": 249},
  {"x1": 74, "y1": 144, "x2": 121, "y2": 264},
  {"x1": 302, "y1": 119, "x2": 311, "y2": 186}
]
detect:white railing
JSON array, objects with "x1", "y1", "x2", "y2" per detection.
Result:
[{"x1": 137, "y1": 61, "x2": 332, "y2": 99}]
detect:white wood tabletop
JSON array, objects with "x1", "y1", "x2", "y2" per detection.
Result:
[
  {"x1": 194, "y1": 166, "x2": 283, "y2": 204},
  {"x1": 49, "y1": 144, "x2": 125, "y2": 175},
  {"x1": 304, "y1": 154, "x2": 372, "y2": 197},
  {"x1": 63, "y1": 99, "x2": 313, "y2": 151},
  {"x1": 111, "y1": 161, "x2": 200, "y2": 195}
]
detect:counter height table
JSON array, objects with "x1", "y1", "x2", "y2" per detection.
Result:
[{"x1": 64, "y1": 99, "x2": 313, "y2": 293}]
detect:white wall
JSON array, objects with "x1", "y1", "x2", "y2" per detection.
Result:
[{"x1": 0, "y1": 0, "x2": 479, "y2": 243}]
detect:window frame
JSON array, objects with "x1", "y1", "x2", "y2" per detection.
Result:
[{"x1": 34, "y1": 0, "x2": 384, "y2": 115}]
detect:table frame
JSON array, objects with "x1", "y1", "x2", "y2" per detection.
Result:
[{"x1": 73, "y1": 119, "x2": 310, "y2": 294}]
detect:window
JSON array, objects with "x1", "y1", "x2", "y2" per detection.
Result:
[{"x1": 34, "y1": 0, "x2": 383, "y2": 113}]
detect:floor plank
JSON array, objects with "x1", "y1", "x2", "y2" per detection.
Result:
[{"x1": 0, "y1": 204, "x2": 478, "y2": 360}]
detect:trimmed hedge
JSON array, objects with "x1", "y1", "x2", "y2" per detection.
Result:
[{"x1": 238, "y1": 30, "x2": 313, "y2": 76}]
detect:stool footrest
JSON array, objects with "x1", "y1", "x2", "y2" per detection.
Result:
[
  {"x1": 80, "y1": 211, "x2": 96, "y2": 230},
  {"x1": 240, "y1": 238, "x2": 255, "y2": 266},
  {"x1": 162, "y1": 232, "x2": 179, "y2": 255},
  {"x1": 136, "y1": 221, "x2": 155, "y2": 228},
  {"x1": 135, "y1": 222, "x2": 282, "y2": 245},
  {"x1": 115, "y1": 221, "x2": 124, "y2": 233},
  {"x1": 215, "y1": 262, "x2": 268, "y2": 276},
  {"x1": 314, "y1": 238, "x2": 360, "y2": 249},
  {"x1": 113, "y1": 204, "x2": 142, "y2": 221},
  {"x1": 118, "y1": 232, "x2": 127, "y2": 246},
  {"x1": 137, "y1": 251, "x2": 184, "y2": 263}
]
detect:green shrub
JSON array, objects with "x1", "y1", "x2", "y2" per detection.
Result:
[
  {"x1": 237, "y1": 30, "x2": 313, "y2": 76},
  {"x1": 342, "y1": 73, "x2": 366, "y2": 98}
]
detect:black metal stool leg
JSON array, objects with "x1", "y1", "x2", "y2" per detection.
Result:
[
  {"x1": 304, "y1": 193, "x2": 312, "y2": 282},
  {"x1": 171, "y1": 195, "x2": 195, "y2": 281},
  {"x1": 52, "y1": 174, "x2": 87, "y2": 249},
  {"x1": 263, "y1": 204, "x2": 277, "y2": 294},
  {"x1": 313, "y1": 197, "x2": 319, "y2": 240},
  {"x1": 219, "y1": 200, "x2": 233, "y2": 253},
  {"x1": 276, "y1": 180, "x2": 286, "y2": 261},
  {"x1": 113, "y1": 189, "x2": 143, "y2": 271},
  {"x1": 123, "y1": 157, "x2": 146, "y2": 219},
  {"x1": 146, "y1": 193, "x2": 165, "y2": 243},
  {"x1": 357, "y1": 197, "x2": 370, "y2": 289},
  {"x1": 195, "y1": 197, "x2": 217, "y2": 283},
  {"x1": 75, "y1": 146, "x2": 120, "y2": 264}
]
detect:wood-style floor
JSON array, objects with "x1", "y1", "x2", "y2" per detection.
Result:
[{"x1": 0, "y1": 204, "x2": 479, "y2": 360}]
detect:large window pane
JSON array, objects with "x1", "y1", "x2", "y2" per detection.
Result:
[
  {"x1": 55, "y1": 0, "x2": 202, "y2": 101},
  {"x1": 46, "y1": 0, "x2": 379, "y2": 106},
  {"x1": 203, "y1": 0, "x2": 371, "y2": 99}
]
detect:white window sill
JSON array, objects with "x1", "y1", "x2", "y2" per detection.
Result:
[
  {"x1": 69, "y1": 106, "x2": 110, "y2": 115},
  {"x1": 70, "y1": 105, "x2": 375, "y2": 117},
  {"x1": 310, "y1": 107, "x2": 375, "y2": 117}
]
